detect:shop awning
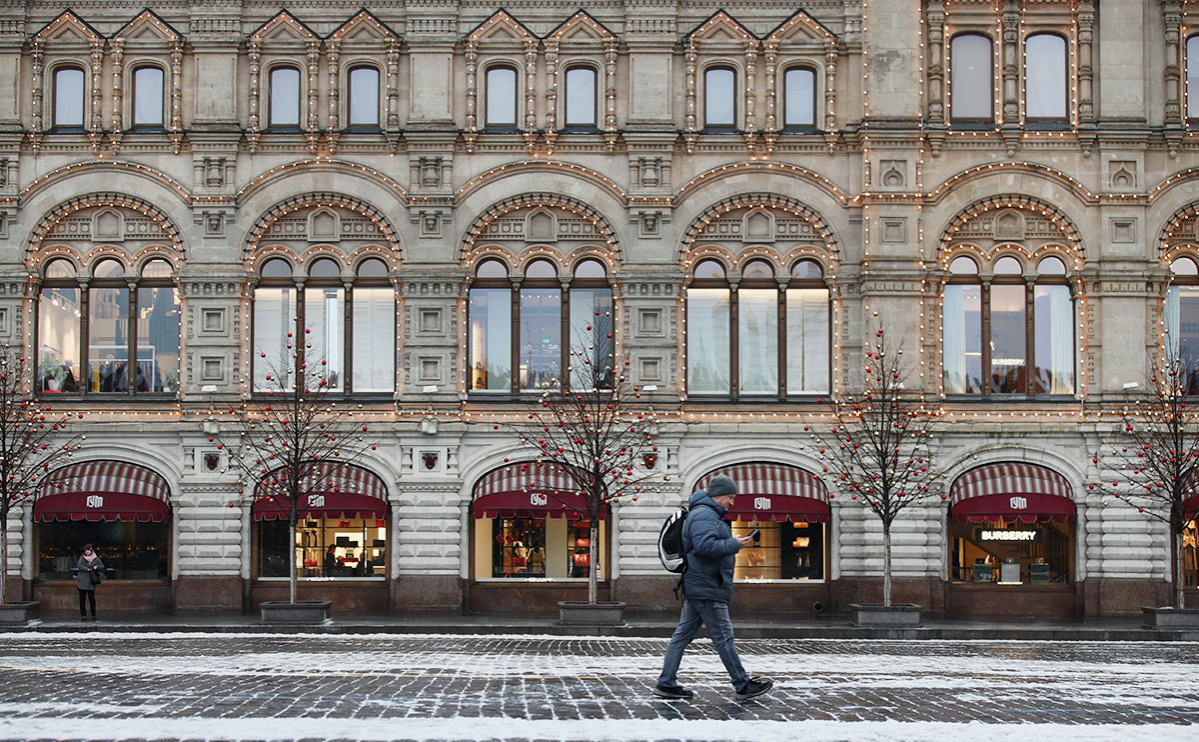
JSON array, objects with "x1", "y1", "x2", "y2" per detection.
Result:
[
  {"x1": 252, "y1": 462, "x2": 388, "y2": 521},
  {"x1": 1185, "y1": 495, "x2": 1198, "y2": 522},
  {"x1": 35, "y1": 461, "x2": 171, "y2": 523},
  {"x1": 698, "y1": 462, "x2": 830, "y2": 523},
  {"x1": 472, "y1": 462, "x2": 602, "y2": 519},
  {"x1": 950, "y1": 462, "x2": 1076, "y2": 524}
]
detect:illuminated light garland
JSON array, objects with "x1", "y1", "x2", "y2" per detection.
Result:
[
  {"x1": 676, "y1": 161, "x2": 851, "y2": 206},
  {"x1": 236, "y1": 159, "x2": 407, "y2": 202},
  {"x1": 250, "y1": 10, "x2": 319, "y2": 44},
  {"x1": 460, "y1": 194, "x2": 621, "y2": 259},
  {"x1": 468, "y1": 10, "x2": 535, "y2": 43},
  {"x1": 680, "y1": 195, "x2": 839, "y2": 268},
  {"x1": 928, "y1": 161, "x2": 1098, "y2": 203},
  {"x1": 326, "y1": 9, "x2": 400, "y2": 43},
  {"x1": 244, "y1": 193, "x2": 401, "y2": 266},
  {"x1": 456, "y1": 161, "x2": 627, "y2": 203},
  {"x1": 21, "y1": 160, "x2": 191, "y2": 203},
  {"x1": 26, "y1": 194, "x2": 185, "y2": 261}
]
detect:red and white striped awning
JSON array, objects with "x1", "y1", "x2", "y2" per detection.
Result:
[
  {"x1": 35, "y1": 461, "x2": 171, "y2": 523},
  {"x1": 697, "y1": 462, "x2": 830, "y2": 522},
  {"x1": 472, "y1": 461, "x2": 601, "y2": 519},
  {"x1": 253, "y1": 462, "x2": 388, "y2": 521},
  {"x1": 950, "y1": 462, "x2": 1076, "y2": 524}
]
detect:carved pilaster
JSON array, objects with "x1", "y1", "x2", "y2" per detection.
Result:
[
  {"x1": 1077, "y1": 0, "x2": 1095, "y2": 125},
  {"x1": 247, "y1": 42, "x2": 261, "y2": 151},
  {"x1": 544, "y1": 37, "x2": 559, "y2": 133},
  {"x1": 326, "y1": 41, "x2": 340, "y2": 132},
  {"x1": 89, "y1": 38, "x2": 104, "y2": 150},
  {"x1": 464, "y1": 40, "x2": 477, "y2": 150},
  {"x1": 170, "y1": 40, "x2": 183, "y2": 152},
  {"x1": 926, "y1": 1, "x2": 945, "y2": 124},
  {"x1": 386, "y1": 40, "x2": 400, "y2": 131},
  {"x1": 604, "y1": 39, "x2": 618, "y2": 148}
]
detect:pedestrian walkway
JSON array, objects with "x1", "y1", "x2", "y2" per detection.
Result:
[{"x1": 5, "y1": 607, "x2": 1191, "y2": 641}]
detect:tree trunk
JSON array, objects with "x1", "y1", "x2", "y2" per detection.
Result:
[
  {"x1": 0, "y1": 517, "x2": 8, "y2": 605},
  {"x1": 1175, "y1": 527, "x2": 1185, "y2": 609},
  {"x1": 882, "y1": 523, "x2": 893, "y2": 607},
  {"x1": 588, "y1": 520, "x2": 598, "y2": 605},
  {"x1": 288, "y1": 513, "x2": 298, "y2": 605}
]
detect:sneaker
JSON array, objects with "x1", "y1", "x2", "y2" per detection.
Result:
[
  {"x1": 735, "y1": 677, "x2": 773, "y2": 700},
  {"x1": 653, "y1": 684, "x2": 694, "y2": 699},
  {"x1": 80, "y1": 617, "x2": 87, "y2": 622}
]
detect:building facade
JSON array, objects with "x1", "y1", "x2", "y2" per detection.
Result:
[{"x1": 1, "y1": 0, "x2": 1197, "y2": 618}]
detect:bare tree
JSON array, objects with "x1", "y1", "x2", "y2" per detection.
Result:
[
  {"x1": 216, "y1": 344, "x2": 379, "y2": 605},
  {"x1": 1091, "y1": 348, "x2": 1199, "y2": 608},
  {"x1": 814, "y1": 327, "x2": 942, "y2": 606},
  {"x1": 0, "y1": 347, "x2": 84, "y2": 604}
]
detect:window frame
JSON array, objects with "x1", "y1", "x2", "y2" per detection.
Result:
[
  {"x1": 949, "y1": 32, "x2": 995, "y2": 125},
  {"x1": 1187, "y1": 35, "x2": 1199, "y2": 123},
  {"x1": 562, "y1": 64, "x2": 600, "y2": 132},
  {"x1": 130, "y1": 63, "x2": 166, "y2": 130},
  {"x1": 267, "y1": 64, "x2": 303, "y2": 131},
  {"x1": 1023, "y1": 32, "x2": 1070, "y2": 126},
  {"x1": 1165, "y1": 255, "x2": 1199, "y2": 395},
  {"x1": 345, "y1": 63, "x2": 382, "y2": 130},
  {"x1": 781, "y1": 65, "x2": 818, "y2": 131},
  {"x1": 703, "y1": 65, "x2": 738, "y2": 132},
  {"x1": 484, "y1": 64, "x2": 520, "y2": 131},
  {"x1": 51, "y1": 64, "x2": 87, "y2": 131}
]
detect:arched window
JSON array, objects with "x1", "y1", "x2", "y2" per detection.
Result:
[
  {"x1": 704, "y1": 67, "x2": 736, "y2": 129},
  {"x1": 563, "y1": 66, "x2": 597, "y2": 129},
  {"x1": 131, "y1": 65, "x2": 165, "y2": 127},
  {"x1": 347, "y1": 66, "x2": 380, "y2": 127},
  {"x1": 1166, "y1": 256, "x2": 1199, "y2": 394},
  {"x1": 485, "y1": 66, "x2": 518, "y2": 129},
  {"x1": 783, "y1": 67, "x2": 816, "y2": 129},
  {"x1": 252, "y1": 256, "x2": 394, "y2": 394},
  {"x1": 950, "y1": 34, "x2": 993, "y2": 122},
  {"x1": 686, "y1": 258, "x2": 829, "y2": 397},
  {"x1": 1025, "y1": 33, "x2": 1068, "y2": 122},
  {"x1": 53, "y1": 66, "x2": 85, "y2": 128},
  {"x1": 468, "y1": 257, "x2": 612, "y2": 393},
  {"x1": 37, "y1": 257, "x2": 180, "y2": 395},
  {"x1": 1188, "y1": 36, "x2": 1199, "y2": 121},
  {"x1": 943, "y1": 254, "x2": 1075, "y2": 396},
  {"x1": 268, "y1": 66, "x2": 301, "y2": 129}
]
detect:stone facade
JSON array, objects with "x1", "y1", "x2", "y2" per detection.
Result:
[{"x1": 1, "y1": 1, "x2": 1196, "y2": 616}]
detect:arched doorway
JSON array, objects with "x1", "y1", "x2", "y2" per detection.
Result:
[{"x1": 947, "y1": 462, "x2": 1079, "y2": 618}]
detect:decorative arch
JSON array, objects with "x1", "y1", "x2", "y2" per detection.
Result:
[
  {"x1": 244, "y1": 192, "x2": 401, "y2": 264},
  {"x1": 679, "y1": 194, "x2": 839, "y2": 263},
  {"x1": 460, "y1": 193, "x2": 621, "y2": 261},
  {"x1": 26, "y1": 193, "x2": 185, "y2": 262},
  {"x1": 938, "y1": 195, "x2": 1084, "y2": 269},
  {"x1": 1157, "y1": 202, "x2": 1199, "y2": 255}
]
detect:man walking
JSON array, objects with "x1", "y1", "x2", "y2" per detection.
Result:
[{"x1": 654, "y1": 474, "x2": 774, "y2": 700}]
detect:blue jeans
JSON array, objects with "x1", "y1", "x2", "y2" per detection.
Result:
[{"x1": 657, "y1": 598, "x2": 750, "y2": 690}]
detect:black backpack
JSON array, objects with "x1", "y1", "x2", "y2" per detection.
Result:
[{"x1": 657, "y1": 505, "x2": 690, "y2": 574}]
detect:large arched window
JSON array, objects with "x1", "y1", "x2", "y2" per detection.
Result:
[
  {"x1": 485, "y1": 65, "x2": 518, "y2": 129},
  {"x1": 468, "y1": 258, "x2": 613, "y2": 394},
  {"x1": 347, "y1": 65, "x2": 380, "y2": 127},
  {"x1": 1165, "y1": 256, "x2": 1199, "y2": 394},
  {"x1": 131, "y1": 65, "x2": 165, "y2": 128},
  {"x1": 943, "y1": 254, "x2": 1075, "y2": 397},
  {"x1": 563, "y1": 66, "x2": 597, "y2": 129},
  {"x1": 783, "y1": 67, "x2": 816, "y2": 129},
  {"x1": 686, "y1": 258, "x2": 829, "y2": 397},
  {"x1": 704, "y1": 67, "x2": 736, "y2": 129},
  {"x1": 53, "y1": 66, "x2": 85, "y2": 128},
  {"x1": 1025, "y1": 33, "x2": 1068, "y2": 122},
  {"x1": 950, "y1": 33, "x2": 993, "y2": 122},
  {"x1": 252, "y1": 256, "x2": 394, "y2": 394},
  {"x1": 268, "y1": 66, "x2": 301, "y2": 129},
  {"x1": 37, "y1": 257, "x2": 180, "y2": 395}
]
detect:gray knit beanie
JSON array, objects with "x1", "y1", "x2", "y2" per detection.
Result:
[{"x1": 706, "y1": 475, "x2": 737, "y2": 498}]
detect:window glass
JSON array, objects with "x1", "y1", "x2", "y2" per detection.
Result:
[
  {"x1": 943, "y1": 284, "x2": 983, "y2": 394},
  {"x1": 1033, "y1": 284, "x2": 1074, "y2": 395},
  {"x1": 305, "y1": 286, "x2": 345, "y2": 390},
  {"x1": 261, "y1": 258, "x2": 292, "y2": 279},
  {"x1": 348, "y1": 67, "x2": 380, "y2": 126},
  {"x1": 352, "y1": 287, "x2": 395, "y2": 393},
  {"x1": 88, "y1": 286, "x2": 131, "y2": 393},
  {"x1": 1037, "y1": 256, "x2": 1066, "y2": 275},
  {"x1": 132, "y1": 66, "x2": 164, "y2": 126},
  {"x1": 54, "y1": 67, "x2": 85, "y2": 127},
  {"x1": 45, "y1": 259, "x2": 76, "y2": 279},
  {"x1": 37, "y1": 521, "x2": 168, "y2": 580},
  {"x1": 994, "y1": 256, "x2": 1023, "y2": 274},
  {"x1": 474, "y1": 516, "x2": 605, "y2": 580},
  {"x1": 468, "y1": 288, "x2": 512, "y2": 391},
  {"x1": 687, "y1": 288, "x2": 731, "y2": 393},
  {"x1": 486, "y1": 66, "x2": 517, "y2": 127},
  {"x1": 260, "y1": 517, "x2": 386, "y2": 580},
  {"x1": 792, "y1": 260, "x2": 823, "y2": 279},
  {"x1": 38, "y1": 288, "x2": 81, "y2": 393},
  {"x1": 990, "y1": 284, "x2": 1027, "y2": 393},
  {"x1": 569, "y1": 288, "x2": 613, "y2": 390},
  {"x1": 705, "y1": 68, "x2": 736, "y2": 127},
  {"x1": 141, "y1": 260, "x2": 172, "y2": 279},
  {"x1": 253, "y1": 287, "x2": 295, "y2": 391},
  {"x1": 786, "y1": 288, "x2": 830, "y2": 394},
  {"x1": 1025, "y1": 34, "x2": 1067, "y2": 119},
  {"x1": 950, "y1": 256, "x2": 979, "y2": 274},
  {"x1": 784, "y1": 68, "x2": 815, "y2": 127},
  {"x1": 309, "y1": 258, "x2": 341, "y2": 279},
  {"x1": 519, "y1": 288, "x2": 561, "y2": 390},
  {"x1": 476, "y1": 260, "x2": 507, "y2": 279},
  {"x1": 138, "y1": 286, "x2": 180, "y2": 392},
  {"x1": 1166, "y1": 285, "x2": 1199, "y2": 394},
  {"x1": 695, "y1": 260, "x2": 726, "y2": 279},
  {"x1": 1172, "y1": 257, "x2": 1199, "y2": 276},
  {"x1": 93, "y1": 259, "x2": 124, "y2": 279},
  {"x1": 732, "y1": 521, "x2": 825, "y2": 580},
  {"x1": 574, "y1": 259, "x2": 606, "y2": 278},
  {"x1": 742, "y1": 260, "x2": 774, "y2": 279},
  {"x1": 739, "y1": 288, "x2": 778, "y2": 395},
  {"x1": 951, "y1": 520, "x2": 1072, "y2": 584},
  {"x1": 269, "y1": 67, "x2": 301, "y2": 127},
  {"x1": 564, "y1": 67, "x2": 597, "y2": 127},
  {"x1": 356, "y1": 258, "x2": 389, "y2": 278},
  {"x1": 525, "y1": 259, "x2": 557, "y2": 279},
  {"x1": 1190, "y1": 36, "x2": 1199, "y2": 119},
  {"x1": 950, "y1": 34, "x2": 993, "y2": 120}
]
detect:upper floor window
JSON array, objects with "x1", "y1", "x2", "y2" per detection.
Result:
[
  {"x1": 1166, "y1": 256, "x2": 1199, "y2": 393},
  {"x1": 468, "y1": 258, "x2": 613, "y2": 394},
  {"x1": 563, "y1": 66, "x2": 597, "y2": 129},
  {"x1": 131, "y1": 66, "x2": 165, "y2": 128},
  {"x1": 1187, "y1": 36, "x2": 1199, "y2": 120},
  {"x1": 687, "y1": 258, "x2": 830, "y2": 397},
  {"x1": 950, "y1": 33, "x2": 993, "y2": 122},
  {"x1": 943, "y1": 254, "x2": 1074, "y2": 397},
  {"x1": 485, "y1": 66, "x2": 518, "y2": 129},
  {"x1": 1025, "y1": 33, "x2": 1068, "y2": 122},
  {"x1": 38, "y1": 257, "x2": 180, "y2": 395},
  {"x1": 783, "y1": 67, "x2": 816, "y2": 129},
  {"x1": 253, "y1": 256, "x2": 394, "y2": 394},
  {"x1": 704, "y1": 67, "x2": 736, "y2": 129},
  {"x1": 53, "y1": 66, "x2": 85, "y2": 128},
  {"x1": 268, "y1": 66, "x2": 301, "y2": 129},
  {"x1": 347, "y1": 66, "x2": 380, "y2": 127}
]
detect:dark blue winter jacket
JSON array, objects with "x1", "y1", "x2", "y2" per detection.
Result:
[{"x1": 681, "y1": 489, "x2": 741, "y2": 603}]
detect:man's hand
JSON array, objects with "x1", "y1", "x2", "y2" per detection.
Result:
[{"x1": 735, "y1": 535, "x2": 754, "y2": 548}]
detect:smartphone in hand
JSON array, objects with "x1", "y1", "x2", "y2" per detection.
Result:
[{"x1": 747, "y1": 528, "x2": 759, "y2": 539}]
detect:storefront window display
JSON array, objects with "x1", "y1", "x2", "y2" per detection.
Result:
[
  {"x1": 37, "y1": 520, "x2": 168, "y2": 580},
  {"x1": 950, "y1": 520, "x2": 1073, "y2": 584},
  {"x1": 257, "y1": 517, "x2": 387, "y2": 580},
  {"x1": 475, "y1": 516, "x2": 606, "y2": 580},
  {"x1": 731, "y1": 520, "x2": 825, "y2": 581},
  {"x1": 1184, "y1": 520, "x2": 1197, "y2": 590}
]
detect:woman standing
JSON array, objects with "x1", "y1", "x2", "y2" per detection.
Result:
[{"x1": 75, "y1": 544, "x2": 105, "y2": 622}]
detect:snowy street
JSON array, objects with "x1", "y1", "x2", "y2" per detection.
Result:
[{"x1": 0, "y1": 633, "x2": 1195, "y2": 741}]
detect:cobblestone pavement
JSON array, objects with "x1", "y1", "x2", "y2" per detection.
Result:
[{"x1": 0, "y1": 633, "x2": 1195, "y2": 741}]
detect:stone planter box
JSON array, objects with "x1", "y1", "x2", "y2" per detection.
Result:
[
  {"x1": 1142, "y1": 606, "x2": 1199, "y2": 629},
  {"x1": 850, "y1": 603, "x2": 922, "y2": 627},
  {"x1": 558, "y1": 601, "x2": 625, "y2": 626},
  {"x1": 260, "y1": 600, "x2": 332, "y2": 625},
  {"x1": 0, "y1": 601, "x2": 40, "y2": 626}
]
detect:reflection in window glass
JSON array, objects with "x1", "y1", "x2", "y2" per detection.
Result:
[
  {"x1": 37, "y1": 521, "x2": 168, "y2": 581},
  {"x1": 519, "y1": 288, "x2": 561, "y2": 390},
  {"x1": 138, "y1": 286, "x2": 180, "y2": 392},
  {"x1": 784, "y1": 68, "x2": 815, "y2": 127},
  {"x1": 475, "y1": 516, "x2": 605, "y2": 580},
  {"x1": 1033, "y1": 284, "x2": 1074, "y2": 395},
  {"x1": 786, "y1": 288, "x2": 830, "y2": 394},
  {"x1": 943, "y1": 284, "x2": 983, "y2": 394},
  {"x1": 348, "y1": 67, "x2": 380, "y2": 126},
  {"x1": 739, "y1": 288, "x2": 778, "y2": 395},
  {"x1": 253, "y1": 287, "x2": 295, "y2": 391},
  {"x1": 564, "y1": 67, "x2": 596, "y2": 127},
  {"x1": 687, "y1": 288, "x2": 731, "y2": 393},
  {"x1": 486, "y1": 67, "x2": 517, "y2": 127},
  {"x1": 951, "y1": 520, "x2": 1073, "y2": 584},
  {"x1": 1165, "y1": 285, "x2": 1199, "y2": 394},
  {"x1": 88, "y1": 287, "x2": 131, "y2": 393},
  {"x1": 1189, "y1": 36, "x2": 1199, "y2": 119},
  {"x1": 259, "y1": 517, "x2": 387, "y2": 580},
  {"x1": 270, "y1": 67, "x2": 301, "y2": 127},
  {"x1": 352, "y1": 288, "x2": 394, "y2": 392},
  {"x1": 990, "y1": 284, "x2": 1026, "y2": 393},
  {"x1": 569, "y1": 288, "x2": 613, "y2": 390},
  {"x1": 951, "y1": 34, "x2": 993, "y2": 120},
  {"x1": 705, "y1": 68, "x2": 735, "y2": 127},
  {"x1": 38, "y1": 288, "x2": 81, "y2": 393},
  {"x1": 732, "y1": 521, "x2": 825, "y2": 580},
  {"x1": 1025, "y1": 34, "x2": 1067, "y2": 119},
  {"x1": 54, "y1": 68, "x2": 85, "y2": 127},
  {"x1": 133, "y1": 67, "x2": 164, "y2": 126},
  {"x1": 468, "y1": 288, "x2": 511, "y2": 391},
  {"x1": 305, "y1": 287, "x2": 345, "y2": 390}
]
